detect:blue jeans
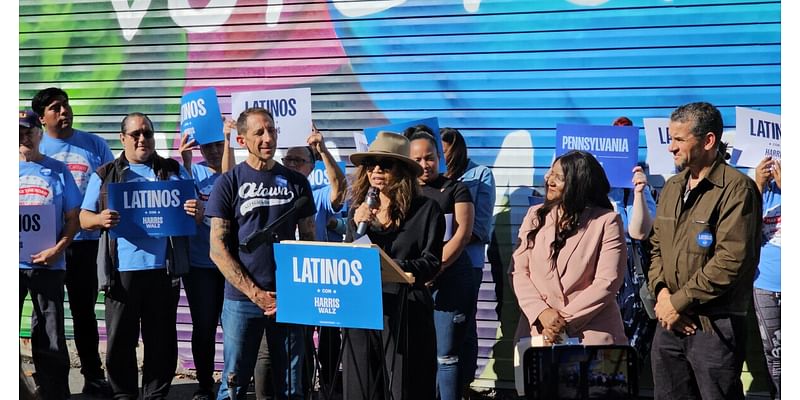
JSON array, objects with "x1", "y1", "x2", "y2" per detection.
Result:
[
  {"x1": 459, "y1": 267, "x2": 483, "y2": 389},
  {"x1": 432, "y1": 254, "x2": 474, "y2": 400},
  {"x1": 217, "y1": 299, "x2": 305, "y2": 400}
]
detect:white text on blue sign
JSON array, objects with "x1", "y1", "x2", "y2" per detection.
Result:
[
  {"x1": 562, "y1": 136, "x2": 630, "y2": 153},
  {"x1": 292, "y1": 256, "x2": 364, "y2": 286}
]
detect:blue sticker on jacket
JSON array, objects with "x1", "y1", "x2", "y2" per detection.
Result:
[
  {"x1": 696, "y1": 231, "x2": 713, "y2": 248},
  {"x1": 275, "y1": 176, "x2": 288, "y2": 187}
]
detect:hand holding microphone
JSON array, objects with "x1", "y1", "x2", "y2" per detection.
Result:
[{"x1": 356, "y1": 187, "x2": 380, "y2": 236}]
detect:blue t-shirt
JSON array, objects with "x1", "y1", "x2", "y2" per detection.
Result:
[
  {"x1": 459, "y1": 159, "x2": 496, "y2": 268},
  {"x1": 313, "y1": 185, "x2": 344, "y2": 243},
  {"x1": 40, "y1": 129, "x2": 115, "y2": 241},
  {"x1": 81, "y1": 161, "x2": 190, "y2": 272},
  {"x1": 205, "y1": 162, "x2": 316, "y2": 300},
  {"x1": 754, "y1": 181, "x2": 780, "y2": 292},
  {"x1": 20, "y1": 156, "x2": 82, "y2": 270},
  {"x1": 608, "y1": 187, "x2": 657, "y2": 239},
  {"x1": 189, "y1": 162, "x2": 221, "y2": 268}
]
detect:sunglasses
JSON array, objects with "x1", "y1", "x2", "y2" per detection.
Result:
[
  {"x1": 123, "y1": 128, "x2": 155, "y2": 140},
  {"x1": 361, "y1": 157, "x2": 395, "y2": 171}
]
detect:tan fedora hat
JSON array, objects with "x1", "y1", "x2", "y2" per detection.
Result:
[{"x1": 350, "y1": 131, "x2": 423, "y2": 176}]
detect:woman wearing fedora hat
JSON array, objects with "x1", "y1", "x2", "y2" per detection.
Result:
[{"x1": 343, "y1": 131, "x2": 445, "y2": 400}]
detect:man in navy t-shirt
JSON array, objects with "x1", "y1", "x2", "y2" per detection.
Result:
[
  {"x1": 254, "y1": 127, "x2": 347, "y2": 398},
  {"x1": 32, "y1": 87, "x2": 115, "y2": 397},
  {"x1": 205, "y1": 107, "x2": 316, "y2": 400}
]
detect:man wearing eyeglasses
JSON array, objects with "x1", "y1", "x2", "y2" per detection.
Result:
[
  {"x1": 79, "y1": 112, "x2": 196, "y2": 400},
  {"x1": 32, "y1": 87, "x2": 115, "y2": 397},
  {"x1": 282, "y1": 127, "x2": 347, "y2": 242}
]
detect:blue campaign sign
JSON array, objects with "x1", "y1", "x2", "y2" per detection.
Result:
[
  {"x1": 181, "y1": 87, "x2": 224, "y2": 145},
  {"x1": 308, "y1": 160, "x2": 346, "y2": 191},
  {"x1": 274, "y1": 242, "x2": 384, "y2": 330},
  {"x1": 108, "y1": 180, "x2": 197, "y2": 238},
  {"x1": 556, "y1": 124, "x2": 639, "y2": 189},
  {"x1": 364, "y1": 117, "x2": 446, "y2": 174}
]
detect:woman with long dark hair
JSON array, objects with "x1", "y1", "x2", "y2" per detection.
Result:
[
  {"x1": 511, "y1": 150, "x2": 627, "y2": 345},
  {"x1": 343, "y1": 131, "x2": 445, "y2": 400}
]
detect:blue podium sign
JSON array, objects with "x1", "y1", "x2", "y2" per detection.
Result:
[
  {"x1": 181, "y1": 87, "x2": 224, "y2": 145},
  {"x1": 108, "y1": 180, "x2": 197, "y2": 238},
  {"x1": 556, "y1": 124, "x2": 639, "y2": 188},
  {"x1": 274, "y1": 242, "x2": 384, "y2": 330}
]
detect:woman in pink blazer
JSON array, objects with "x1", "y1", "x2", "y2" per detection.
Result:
[{"x1": 512, "y1": 150, "x2": 628, "y2": 345}]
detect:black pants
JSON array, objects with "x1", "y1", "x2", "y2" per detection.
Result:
[
  {"x1": 182, "y1": 267, "x2": 225, "y2": 393},
  {"x1": 64, "y1": 240, "x2": 105, "y2": 380},
  {"x1": 317, "y1": 326, "x2": 342, "y2": 389},
  {"x1": 651, "y1": 314, "x2": 747, "y2": 400},
  {"x1": 342, "y1": 288, "x2": 436, "y2": 400},
  {"x1": 105, "y1": 269, "x2": 180, "y2": 400},
  {"x1": 255, "y1": 326, "x2": 316, "y2": 399},
  {"x1": 20, "y1": 269, "x2": 70, "y2": 400}
]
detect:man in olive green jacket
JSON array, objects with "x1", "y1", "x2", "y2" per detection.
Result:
[{"x1": 648, "y1": 102, "x2": 762, "y2": 400}]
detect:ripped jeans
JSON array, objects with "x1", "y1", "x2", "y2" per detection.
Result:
[
  {"x1": 431, "y1": 253, "x2": 474, "y2": 400},
  {"x1": 754, "y1": 288, "x2": 781, "y2": 399}
]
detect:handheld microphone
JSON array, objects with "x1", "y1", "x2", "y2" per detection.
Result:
[
  {"x1": 356, "y1": 187, "x2": 380, "y2": 236},
  {"x1": 239, "y1": 196, "x2": 310, "y2": 253}
]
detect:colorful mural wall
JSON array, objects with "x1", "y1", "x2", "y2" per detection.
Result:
[{"x1": 20, "y1": 0, "x2": 780, "y2": 389}]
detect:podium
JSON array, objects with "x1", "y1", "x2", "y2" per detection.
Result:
[{"x1": 273, "y1": 240, "x2": 417, "y2": 400}]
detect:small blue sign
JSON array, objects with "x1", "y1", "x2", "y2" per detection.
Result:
[
  {"x1": 556, "y1": 124, "x2": 639, "y2": 189},
  {"x1": 309, "y1": 161, "x2": 347, "y2": 191},
  {"x1": 181, "y1": 87, "x2": 224, "y2": 145},
  {"x1": 274, "y1": 243, "x2": 383, "y2": 329},
  {"x1": 364, "y1": 117, "x2": 446, "y2": 174},
  {"x1": 696, "y1": 231, "x2": 714, "y2": 248},
  {"x1": 108, "y1": 180, "x2": 197, "y2": 238}
]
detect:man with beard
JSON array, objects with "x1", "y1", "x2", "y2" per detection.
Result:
[{"x1": 648, "y1": 102, "x2": 762, "y2": 400}]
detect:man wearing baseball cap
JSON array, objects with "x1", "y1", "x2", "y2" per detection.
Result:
[
  {"x1": 20, "y1": 110, "x2": 82, "y2": 400},
  {"x1": 32, "y1": 88, "x2": 115, "y2": 396}
]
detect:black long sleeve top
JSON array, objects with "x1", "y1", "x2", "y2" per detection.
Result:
[{"x1": 347, "y1": 195, "x2": 445, "y2": 289}]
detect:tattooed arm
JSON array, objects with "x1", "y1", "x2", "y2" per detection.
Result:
[
  {"x1": 209, "y1": 217, "x2": 276, "y2": 315},
  {"x1": 297, "y1": 215, "x2": 316, "y2": 241}
]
